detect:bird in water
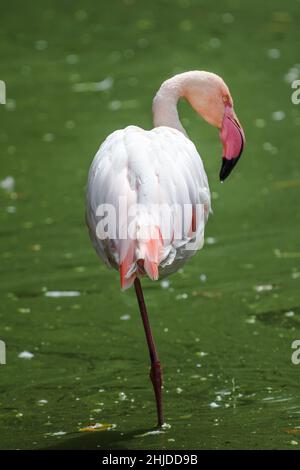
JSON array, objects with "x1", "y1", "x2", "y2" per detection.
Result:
[{"x1": 86, "y1": 71, "x2": 245, "y2": 426}]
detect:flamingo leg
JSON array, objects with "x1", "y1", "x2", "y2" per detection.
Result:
[{"x1": 134, "y1": 277, "x2": 164, "y2": 427}]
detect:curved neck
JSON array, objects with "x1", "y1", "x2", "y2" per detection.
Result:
[
  {"x1": 152, "y1": 71, "x2": 231, "y2": 135},
  {"x1": 152, "y1": 76, "x2": 187, "y2": 135}
]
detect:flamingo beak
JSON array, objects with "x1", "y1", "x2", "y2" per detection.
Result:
[{"x1": 219, "y1": 105, "x2": 245, "y2": 181}]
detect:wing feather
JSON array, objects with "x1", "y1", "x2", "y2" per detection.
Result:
[{"x1": 86, "y1": 125, "x2": 211, "y2": 286}]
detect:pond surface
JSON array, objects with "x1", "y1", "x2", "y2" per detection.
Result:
[{"x1": 0, "y1": 0, "x2": 300, "y2": 450}]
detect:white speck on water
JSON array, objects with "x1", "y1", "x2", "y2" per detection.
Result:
[
  {"x1": 222, "y1": 12, "x2": 234, "y2": 23},
  {"x1": 160, "y1": 279, "x2": 170, "y2": 289},
  {"x1": 284, "y1": 64, "x2": 300, "y2": 84},
  {"x1": 209, "y1": 37, "x2": 221, "y2": 48},
  {"x1": 65, "y1": 120, "x2": 75, "y2": 129},
  {"x1": 206, "y1": 237, "x2": 217, "y2": 245},
  {"x1": 120, "y1": 314, "x2": 130, "y2": 321},
  {"x1": 285, "y1": 311, "x2": 295, "y2": 317},
  {"x1": 37, "y1": 399, "x2": 48, "y2": 405},
  {"x1": 85, "y1": 423, "x2": 115, "y2": 431},
  {"x1": 245, "y1": 316, "x2": 256, "y2": 324},
  {"x1": 267, "y1": 48, "x2": 280, "y2": 59},
  {"x1": 290, "y1": 440, "x2": 298, "y2": 446},
  {"x1": 118, "y1": 392, "x2": 127, "y2": 401},
  {"x1": 96, "y1": 76, "x2": 113, "y2": 91},
  {"x1": 72, "y1": 76, "x2": 113, "y2": 93},
  {"x1": 209, "y1": 402, "x2": 220, "y2": 409},
  {"x1": 292, "y1": 272, "x2": 300, "y2": 279},
  {"x1": 6, "y1": 99, "x2": 16, "y2": 111},
  {"x1": 66, "y1": 54, "x2": 79, "y2": 64},
  {"x1": 263, "y1": 142, "x2": 278, "y2": 155},
  {"x1": 43, "y1": 133, "x2": 54, "y2": 142},
  {"x1": 266, "y1": 144, "x2": 275, "y2": 154},
  {"x1": 175, "y1": 293, "x2": 188, "y2": 300},
  {"x1": 163, "y1": 327, "x2": 169, "y2": 333},
  {"x1": 45, "y1": 291, "x2": 80, "y2": 298},
  {"x1": 196, "y1": 351, "x2": 208, "y2": 357},
  {"x1": 18, "y1": 351, "x2": 34, "y2": 360},
  {"x1": 35, "y1": 40, "x2": 48, "y2": 51},
  {"x1": 242, "y1": 263, "x2": 254, "y2": 269},
  {"x1": 51, "y1": 431, "x2": 67, "y2": 436},
  {"x1": 18, "y1": 307, "x2": 31, "y2": 314},
  {"x1": 72, "y1": 303, "x2": 80, "y2": 310},
  {"x1": 272, "y1": 110, "x2": 285, "y2": 121},
  {"x1": 108, "y1": 100, "x2": 122, "y2": 111},
  {"x1": 176, "y1": 387, "x2": 183, "y2": 394},
  {"x1": 136, "y1": 430, "x2": 165, "y2": 437},
  {"x1": 199, "y1": 274, "x2": 207, "y2": 282},
  {"x1": 216, "y1": 389, "x2": 231, "y2": 396},
  {"x1": 0, "y1": 176, "x2": 15, "y2": 192},
  {"x1": 6, "y1": 206, "x2": 16, "y2": 214},
  {"x1": 182, "y1": 117, "x2": 190, "y2": 128},
  {"x1": 254, "y1": 284, "x2": 273, "y2": 292},
  {"x1": 162, "y1": 422, "x2": 171, "y2": 429},
  {"x1": 255, "y1": 118, "x2": 266, "y2": 128},
  {"x1": 8, "y1": 145, "x2": 16, "y2": 155}
]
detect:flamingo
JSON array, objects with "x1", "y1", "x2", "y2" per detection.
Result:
[{"x1": 86, "y1": 71, "x2": 245, "y2": 427}]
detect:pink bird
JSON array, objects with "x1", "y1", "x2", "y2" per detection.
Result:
[{"x1": 86, "y1": 71, "x2": 245, "y2": 426}]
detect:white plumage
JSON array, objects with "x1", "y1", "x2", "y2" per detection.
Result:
[{"x1": 86, "y1": 124, "x2": 211, "y2": 288}]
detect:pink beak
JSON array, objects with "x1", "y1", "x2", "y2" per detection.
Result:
[{"x1": 219, "y1": 104, "x2": 245, "y2": 181}]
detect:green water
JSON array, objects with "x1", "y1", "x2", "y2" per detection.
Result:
[{"x1": 1, "y1": 0, "x2": 300, "y2": 450}]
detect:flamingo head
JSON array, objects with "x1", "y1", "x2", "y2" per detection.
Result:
[{"x1": 183, "y1": 72, "x2": 245, "y2": 181}]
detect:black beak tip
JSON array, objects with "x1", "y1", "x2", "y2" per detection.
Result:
[{"x1": 219, "y1": 156, "x2": 240, "y2": 182}]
